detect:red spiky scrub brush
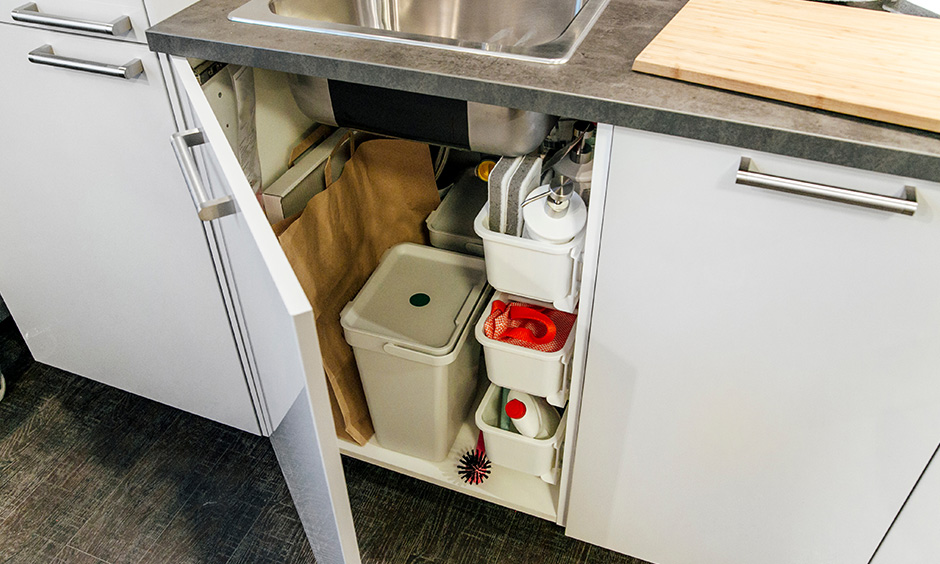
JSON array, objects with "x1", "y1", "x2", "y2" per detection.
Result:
[{"x1": 458, "y1": 431, "x2": 491, "y2": 485}]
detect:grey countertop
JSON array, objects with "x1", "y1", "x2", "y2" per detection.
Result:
[{"x1": 147, "y1": 0, "x2": 940, "y2": 182}]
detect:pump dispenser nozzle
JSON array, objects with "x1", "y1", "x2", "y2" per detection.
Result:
[{"x1": 547, "y1": 175, "x2": 575, "y2": 217}]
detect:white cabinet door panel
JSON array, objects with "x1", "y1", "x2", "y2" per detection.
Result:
[
  {"x1": 871, "y1": 445, "x2": 940, "y2": 564},
  {"x1": 168, "y1": 55, "x2": 360, "y2": 564},
  {"x1": 565, "y1": 127, "x2": 940, "y2": 564},
  {"x1": 0, "y1": 24, "x2": 259, "y2": 433}
]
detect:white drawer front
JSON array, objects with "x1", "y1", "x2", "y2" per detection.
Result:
[{"x1": 2, "y1": 0, "x2": 149, "y2": 43}]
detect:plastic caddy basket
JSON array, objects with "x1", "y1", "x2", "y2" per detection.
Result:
[
  {"x1": 474, "y1": 291, "x2": 575, "y2": 408},
  {"x1": 475, "y1": 384, "x2": 567, "y2": 484},
  {"x1": 473, "y1": 204, "x2": 583, "y2": 313}
]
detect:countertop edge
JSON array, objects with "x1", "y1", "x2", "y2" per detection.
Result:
[{"x1": 145, "y1": 5, "x2": 940, "y2": 184}]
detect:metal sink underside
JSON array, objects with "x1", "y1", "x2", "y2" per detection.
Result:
[{"x1": 229, "y1": 0, "x2": 611, "y2": 64}]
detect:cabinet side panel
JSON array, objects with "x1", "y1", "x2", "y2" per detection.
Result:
[{"x1": 556, "y1": 123, "x2": 614, "y2": 526}]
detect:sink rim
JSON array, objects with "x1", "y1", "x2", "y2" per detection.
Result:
[{"x1": 228, "y1": 0, "x2": 611, "y2": 64}]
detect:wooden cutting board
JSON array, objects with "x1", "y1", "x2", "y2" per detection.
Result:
[{"x1": 633, "y1": 0, "x2": 940, "y2": 133}]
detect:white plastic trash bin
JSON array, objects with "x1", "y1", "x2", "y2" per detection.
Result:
[
  {"x1": 475, "y1": 292, "x2": 575, "y2": 407},
  {"x1": 340, "y1": 243, "x2": 489, "y2": 461}
]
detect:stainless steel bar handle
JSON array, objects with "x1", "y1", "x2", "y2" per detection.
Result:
[
  {"x1": 27, "y1": 45, "x2": 143, "y2": 79},
  {"x1": 170, "y1": 129, "x2": 237, "y2": 222},
  {"x1": 737, "y1": 157, "x2": 918, "y2": 216},
  {"x1": 12, "y1": 3, "x2": 132, "y2": 35}
]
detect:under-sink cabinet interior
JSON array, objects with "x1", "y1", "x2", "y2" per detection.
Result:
[
  {"x1": 165, "y1": 56, "x2": 611, "y2": 534},
  {"x1": 164, "y1": 54, "x2": 940, "y2": 564}
]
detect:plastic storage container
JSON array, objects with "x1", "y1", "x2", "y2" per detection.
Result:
[
  {"x1": 473, "y1": 204, "x2": 584, "y2": 313},
  {"x1": 426, "y1": 169, "x2": 488, "y2": 256},
  {"x1": 475, "y1": 384, "x2": 567, "y2": 484},
  {"x1": 475, "y1": 292, "x2": 575, "y2": 407},
  {"x1": 340, "y1": 243, "x2": 489, "y2": 461}
]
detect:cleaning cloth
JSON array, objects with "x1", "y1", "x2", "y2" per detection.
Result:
[{"x1": 483, "y1": 300, "x2": 576, "y2": 353}]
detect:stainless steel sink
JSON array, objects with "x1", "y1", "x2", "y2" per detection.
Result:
[{"x1": 229, "y1": 0, "x2": 611, "y2": 64}]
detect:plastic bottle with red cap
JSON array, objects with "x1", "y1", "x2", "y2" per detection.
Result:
[{"x1": 504, "y1": 390, "x2": 560, "y2": 439}]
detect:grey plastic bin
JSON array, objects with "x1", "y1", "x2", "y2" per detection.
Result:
[
  {"x1": 426, "y1": 169, "x2": 488, "y2": 257},
  {"x1": 340, "y1": 243, "x2": 489, "y2": 461}
]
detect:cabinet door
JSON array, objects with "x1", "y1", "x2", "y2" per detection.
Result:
[
  {"x1": 0, "y1": 23, "x2": 260, "y2": 433},
  {"x1": 870, "y1": 445, "x2": 940, "y2": 564},
  {"x1": 565, "y1": 127, "x2": 940, "y2": 564},
  {"x1": 167, "y1": 55, "x2": 360, "y2": 564}
]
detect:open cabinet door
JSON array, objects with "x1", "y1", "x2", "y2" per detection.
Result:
[{"x1": 166, "y1": 55, "x2": 361, "y2": 564}]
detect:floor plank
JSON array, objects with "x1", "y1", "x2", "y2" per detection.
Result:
[
  {"x1": 54, "y1": 545, "x2": 113, "y2": 564},
  {"x1": 1, "y1": 532, "x2": 66, "y2": 564},
  {"x1": 67, "y1": 411, "x2": 234, "y2": 564},
  {"x1": 138, "y1": 434, "x2": 287, "y2": 564},
  {"x1": 0, "y1": 369, "x2": 131, "y2": 527},
  {"x1": 227, "y1": 494, "x2": 315, "y2": 564}
]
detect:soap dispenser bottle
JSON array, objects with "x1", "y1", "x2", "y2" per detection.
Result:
[{"x1": 522, "y1": 175, "x2": 587, "y2": 244}]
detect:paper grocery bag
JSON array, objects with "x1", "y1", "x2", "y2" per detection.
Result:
[{"x1": 277, "y1": 138, "x2": 440, "y2": 445}]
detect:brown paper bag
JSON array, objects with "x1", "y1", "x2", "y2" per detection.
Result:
[{"x1": 277, "y1": 138, "x2": 441, "y2": 445}]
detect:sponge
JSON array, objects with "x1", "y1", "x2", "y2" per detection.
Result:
[
  {"x1": 487, "y1": 157, "x2": 522, "y2": 233},
  {"x1": 504, "y1": 155, "x2": 542, "y2": 237}
]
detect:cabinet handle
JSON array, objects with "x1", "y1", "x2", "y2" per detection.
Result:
[
  {"x1": 12, "y1": 3, "x2": 132, "y2": 36},
  {"x1": 27, "y1": 45, "x2": 143, "y2": 79},
  {"x1": 736, "y1": 157, "x2": 918, "y2": 216},
  {"x1": 170, "y1": 129, "x2": 237, "y2": 222}
]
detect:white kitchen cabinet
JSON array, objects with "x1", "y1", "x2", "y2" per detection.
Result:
[
  {"x1": 0, "y1": 20, "x2": 263, "y2": 433},
  {"x1": 565, "y1": 127, "x2": 940, "y2": 564},
  {"x1": 164, "y1": 55, "x2": 614, "y2": 563}
]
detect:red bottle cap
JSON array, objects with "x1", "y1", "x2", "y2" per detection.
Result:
[{"x1": 505, "y1": 399, "x2": 527, "y2": 420}]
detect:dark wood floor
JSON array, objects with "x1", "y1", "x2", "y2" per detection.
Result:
[{"x1": 0, "y1": 317, "x2": 644, "y2": 564}]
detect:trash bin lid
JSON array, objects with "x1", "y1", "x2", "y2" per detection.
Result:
[{"x1": 341, "y1": 243, "x2": 487, "y2": 357}]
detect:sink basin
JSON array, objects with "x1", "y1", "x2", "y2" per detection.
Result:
[
  {"x1": 285, "y1": 74, "x2": 557, "y2": 155},
  {"x1": 229, "y1": 0, "x2": 611, "y2": 63}
]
